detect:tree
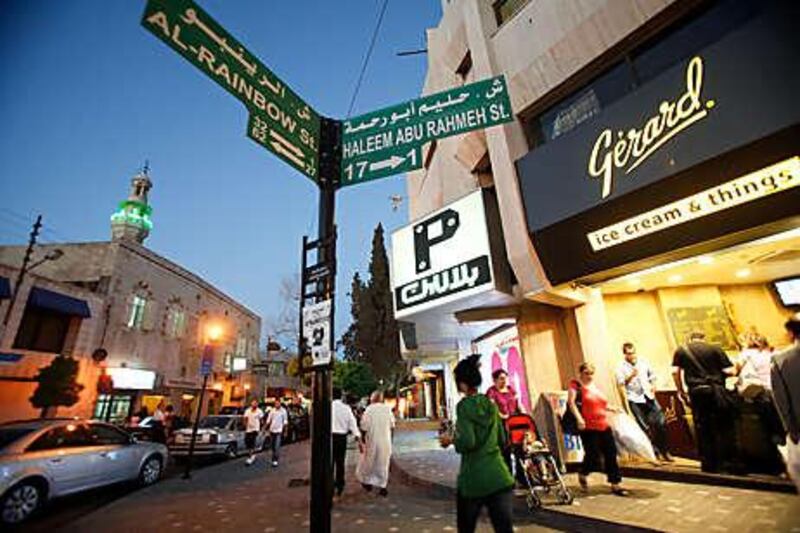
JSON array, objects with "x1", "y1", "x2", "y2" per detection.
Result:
[
  {"x1": 30, "y1": 355, "x2": 85, "y2": 418},
  {"x1": 265, "y1": 275, "x2": 301, "y2": 352},
  {"x1": 341, "y1": 224, "x2": 410, "y2": 397},
  {"x1": 333, "y1": 360, "x2": 377, "y2": 399}
]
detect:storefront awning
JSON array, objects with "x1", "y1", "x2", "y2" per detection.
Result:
[
  {"x1": 28, "y1": 287, "x2": 91, "y2": 318},
  {"x1": 0, "y1": 277, "x2": 10, "y2": 299}
]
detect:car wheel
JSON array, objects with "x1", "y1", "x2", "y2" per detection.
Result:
[
  {"x1": 1, "y1": 480, "x2": 44, "y2": 525},
  {"x1": 224, "y1": 443, "x2": 237, "y2": 459},
  {"x1": 139, "y1": 455, "x2": 163, "y2": 486}
]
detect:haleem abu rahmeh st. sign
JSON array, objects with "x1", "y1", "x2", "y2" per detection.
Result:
[{"x1": 588, "y1": 56, "x2": 716, "y2": 199}]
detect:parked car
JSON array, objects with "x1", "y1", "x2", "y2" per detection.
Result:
[
  {"x1": 170, "y1": 415, "x2": 267, "y2": 459},
  {"x1": 218, "y1": 406, "x2": 244, "y2": 415},
  {"x1": 284, "y1": 405, "x2": 310, "y2": 443},
  {"x1": 0, "y1": 419, "x2": 167, "y2": 525}
]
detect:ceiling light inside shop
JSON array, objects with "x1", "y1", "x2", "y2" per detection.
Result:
[
  {"x1": 627, "y1": 278, "x2": 642, "y2": 286},
  {"x1": 736, "y1": 268, "x2": 752, "y2": 278},
  {"x1": 668, "y1": 274, "x2": 683, "y2": 284},
  {"x1": 698, "y1": 256, "x2": 714, "y2": 265}
]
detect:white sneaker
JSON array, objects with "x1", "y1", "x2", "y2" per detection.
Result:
[
  {"x1": 272, "y1": 460, "x2": 278, "y2": 467},
  {"x1": 246, "y1": 456, "x2": 255, "y2": 466}
]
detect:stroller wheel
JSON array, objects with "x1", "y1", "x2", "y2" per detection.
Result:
[
  {"x1": 557, "y1": 487, "x2": 574, "y2": 505},
  {"x1": 526, "y1": 492, "x2": 542, "y2": 511}
]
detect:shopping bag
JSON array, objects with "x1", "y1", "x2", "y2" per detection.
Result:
[
  {"x1": 778, "y1": 437, "x2": 800, "y2": 493},
  {"x1": 608, "y1": 411, "x2": 657, "y2": 462}
]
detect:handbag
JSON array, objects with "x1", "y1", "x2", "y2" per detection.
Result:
[
  {"x1": 560, "y1": 381, "x2": 583, "y2": 434},
  {"x1": 682, "y1": 344, "x2": 738, "y2": 411}
]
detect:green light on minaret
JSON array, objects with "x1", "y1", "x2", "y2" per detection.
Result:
[{"x1": 110, "y1": 200, "x2": 153, "y2": 231}]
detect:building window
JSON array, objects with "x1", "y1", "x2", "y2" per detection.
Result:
[
  {"x1": 521, "y1": 0, "x2": 760, "y2": 150},
  {"x1": 235, "y1": 335, "x2": 248, "y2": 357},
  {"x1": 456, "y1": 51, "x2": 472, "y2": 84},
  {"x1": 13, "y1": 307, "x2": 73, "y2": 353},
  {"x1": 127, "y1": 295, "x2": 147, "y2": 329},
  {"x1": 493, "y1": 0, "x2": 530, "y2": 26},
  {"x1": 166, "y1": 308, "x2": 186, "y2": 339}
]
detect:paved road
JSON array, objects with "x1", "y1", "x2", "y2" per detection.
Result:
[{"x1": 40, "y1": 439, "x2": 638, "y2": 533}]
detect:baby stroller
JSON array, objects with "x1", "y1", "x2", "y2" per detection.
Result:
[{"x1": 505, "y1": 413, "x2": 573, "y2": 510}]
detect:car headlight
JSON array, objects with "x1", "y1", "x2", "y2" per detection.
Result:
[{"x1": 209, "y1": 434, "x2": 218, "y2": 444}]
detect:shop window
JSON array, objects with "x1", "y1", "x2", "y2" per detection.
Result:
[
  {"x1": 522, "y1": 0, "x2": 762, "y2": 150},
  {"x1": 127, "y1": 295, "x2": 147, "y2": 329},
  {"x1": 492, "y1": 0, "x2": 530, "y2": 26},
  {"x1": 166, "y1": 308, "x2": 186, "y2": 339},
  {"x1": 13, "y1": 307, "x2": 73, "y2": 353}
]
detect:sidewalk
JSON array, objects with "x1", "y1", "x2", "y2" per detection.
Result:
[{"x1": 391, "y1": 427, "x2": 800, "y2": 533}]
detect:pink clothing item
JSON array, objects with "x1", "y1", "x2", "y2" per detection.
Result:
[{"x1": 486, "y1": 385, "x2": 519, "y2": 417}]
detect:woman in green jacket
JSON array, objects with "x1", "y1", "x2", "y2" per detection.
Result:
[{"x1": 439, "y1": 354, "x2": 514, "y2": 533}]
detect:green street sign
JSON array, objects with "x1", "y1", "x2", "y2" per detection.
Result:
[
  {"x1": 141, "y1": 0, "x2": 320, "y2": 180},
  {"x1": 340, "y1": 75, "x2": 514, "y2": 187}
]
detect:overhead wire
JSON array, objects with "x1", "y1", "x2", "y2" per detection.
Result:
[{"x1": 345, "y1": 0, "x2": 390, "y2": 118}]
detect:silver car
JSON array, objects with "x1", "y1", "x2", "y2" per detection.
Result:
[
  {"x1": 170, "y1": 415, "x2": 267, "y2": 459},
  {"x1": 0, "y1": 419, "x2": 168, "y2": 525}
]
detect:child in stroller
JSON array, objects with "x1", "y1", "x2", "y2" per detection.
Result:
[{"x1": 505, "y1": 413, "x2": 573, "y2": 510}]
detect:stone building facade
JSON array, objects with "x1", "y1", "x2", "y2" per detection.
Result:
[
  {"x1": 396, "y1": 0, "x2": 799, "y2": 461},
  {"x1": 0, "y1": 170, "x2": 261, "y2": 423}
]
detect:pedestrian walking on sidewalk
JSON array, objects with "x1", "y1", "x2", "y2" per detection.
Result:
[
  {"x1": 616, "y1": 342, "x2": 673, "y2": 462},
  {"x1": 332, "y1": 387, "x2": 361, "y2": 497},
  {"x1": 439, "y1": 354, "x2": 514, "y2": 533},
  {"x1": 265, "y1": 399, "x2": 288, "y2": 467},
  {"x1": 772, "y1": 314, "x2": 800, "y2": 491},
  {"x1": 356, "y1": 390, "x2": 395, "y2": 497},
  {"x1": 568, "y1": 362, "x2": 629, "y2": 496},
  {"x1": 243, "y1": 399, "x2": 264, "y2": 466}
]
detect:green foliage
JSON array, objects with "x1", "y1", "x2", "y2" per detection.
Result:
[
  {"x1": 333, "y1": 360, "x2": 377, "y2": 399},
  {"x1": 30, "y1": 355, "x2": 85, "y2": 417},
  {"x1": 340, "y1": 224, "x2": 408, "y2": 393}
]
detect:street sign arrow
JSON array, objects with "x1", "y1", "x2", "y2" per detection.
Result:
[
  {"x1": 340, "y1": 75, "x2": 514, "y2": 187},
  {"x1": 141, "y1": 0, "x2": 321, "y2": 180}
]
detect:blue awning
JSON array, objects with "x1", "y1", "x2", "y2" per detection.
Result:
[
  {"x1": 0, "y1": 277, "x2": 10, "y2": 299},
  {"x1": 27, "y1": 287, "x2": 91, "y2": 318}
]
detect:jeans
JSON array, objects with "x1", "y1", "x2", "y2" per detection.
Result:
[
  {"x1": 332, "y1": 433, "x2": 348, "y2": 493},
  {"x1": 270, "y1": 432, "x2": 282, "y2": 462},
  {"x1": 579, "y1": 428, "x2": 622, "y2": 484},
  {"x1": 456, "y1": 488, "x2": 513, "y2": 533},
  {"x1": 629, "y1": 398, "x2": 669, "y2": 455}
]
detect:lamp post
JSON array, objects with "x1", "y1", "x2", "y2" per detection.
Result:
[{"x1": 183, "y1": 324, "x2": 222, "y2": 480}]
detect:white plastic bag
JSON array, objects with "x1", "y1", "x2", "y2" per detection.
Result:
[
  {"x1": 778, "y1": 438, "x2": 800, "y2": 493},
  {"x1": 608, "y1": 411, "x2": 657, "y2": 462}
]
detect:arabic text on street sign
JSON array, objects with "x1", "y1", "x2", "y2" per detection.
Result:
[
  {"x1": 141, "y1": 0, "x2": 320, "y2": 180},
  {"x1": 302, "y1": 300, "x2": 332, "y2": 367},
  {"x1": 340, "y1": 76, "x2": 514, "y2": 187}
]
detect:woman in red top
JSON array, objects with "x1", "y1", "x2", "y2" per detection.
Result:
[
  {"x1": 567, "y1": 362, "x2": 628, "y2": 496},
  {"x1": 486, "y1": 369, "x2": 521, "y2": 420}
]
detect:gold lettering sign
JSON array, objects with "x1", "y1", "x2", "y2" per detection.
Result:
[{"x1": 588, "y1": 56, "x2": 716, "y2": 198}]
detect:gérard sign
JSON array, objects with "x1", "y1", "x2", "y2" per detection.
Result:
[
  {"x1": 520, "y1": 4, "x2": 800, "y2": 285},
  {"x1": 588, "y1": 56, "x2": 714, "y2": 199},
  {"x1": 391, "y1": 190, "x2": 498, "y2": 317}
]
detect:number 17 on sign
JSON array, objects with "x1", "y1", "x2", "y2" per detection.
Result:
[{"x1": 342, "y1": 145, "x2": 423, "y2": 186}]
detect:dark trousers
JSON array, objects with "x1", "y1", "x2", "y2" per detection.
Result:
[
  {"x1": 689, "y1": 389, "x2": 736, "y2": 473},
  {"x1": 456, "y1": 488, "x2": 513, "y2": 533},
  {"x1": 270, "y1": 432, "x2": 282, "y2": 462},
  {"x1": 579, "y1": 428, "x2": 622, "y2": 484},
  {"x1": 332, "y1": 433, "x2": 348, "y2": 493},
  {"x1": 629, "y1": 398, "x2": 669, "y2": 455}
]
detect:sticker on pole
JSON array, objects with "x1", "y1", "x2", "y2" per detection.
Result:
[
  {"x1": 200, "y1": 345, "x2": 214, "y2": 377},
  {"x1": 302, "y1": 300, "x2": 332, "y2": 367}
]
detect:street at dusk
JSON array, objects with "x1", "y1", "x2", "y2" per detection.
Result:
[{"x1": 1, "y1": 0, "x2": 799, "y2": 532}]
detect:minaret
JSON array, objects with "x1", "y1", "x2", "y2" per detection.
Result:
[{"x1": 110, "y1": 163, "x2": 154, "y2": 244}]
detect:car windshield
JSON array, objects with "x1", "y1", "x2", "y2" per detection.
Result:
[
  {"x1": 198, "y1": 416, "x2": 232, "y2": 429},
  {"x1": 0, "y1": 428, "x2": 35, "y2": 450}
]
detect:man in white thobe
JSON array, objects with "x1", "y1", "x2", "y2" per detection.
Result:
[{"x1": 356, "y1": 391, "x2": 395, "y2": 496}]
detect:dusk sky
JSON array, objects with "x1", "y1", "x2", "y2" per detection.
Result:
[{"x1": 0, "y1": 1, "x2": 441, "y2": 343}]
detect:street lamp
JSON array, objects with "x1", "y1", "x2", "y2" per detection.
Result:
[{"x1": 183, "y1": 323, "x2": 224, "y2": 479}]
